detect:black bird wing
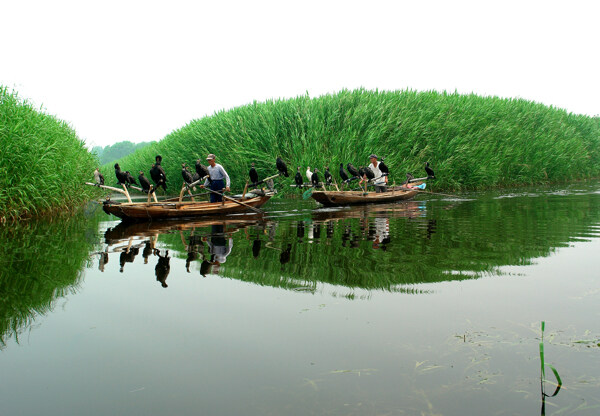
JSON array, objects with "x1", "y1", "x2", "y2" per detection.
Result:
[
  {"x1": 339, "y1": 165, "x2": 349, "y2": 182},
  {"x1": 276, "y1": 157, "x2": 289, "y2": 177},
  {"x1": 379, "y1": 161, "x2": 389, "y2": 175},
  {"x1": 347, "y1": 163, "x2": 359, "y2": 177},
  {"x1": 182, "y1": 168, "x2": 193, "y2": 184},
  {"x1": 311, "y1": 171, "x2": 319, "y2": 186},
  {"x1": 249, "y1": 167, "x2": 259, "y2": 184},
  {"x1": 294, "y1": 172, "x2": 303, "y2": 186}
]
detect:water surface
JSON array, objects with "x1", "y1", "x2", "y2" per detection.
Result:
[{"x1": 1, "y1": 182, "x2": 599, "y2": 415}]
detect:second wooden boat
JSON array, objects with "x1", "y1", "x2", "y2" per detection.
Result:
[{"x1": 310, "y1": 187, "x2": 419, "y2": 207}]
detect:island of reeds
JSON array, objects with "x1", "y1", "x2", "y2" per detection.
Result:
[
  {"x1": 0, "y1": 86, "x2": 99, "y2": 220},
  {"x1": 109, "y1": 89, "x2": 600, "y2": 194}
]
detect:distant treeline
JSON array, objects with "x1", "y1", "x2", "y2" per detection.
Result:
[
  {"x1": 92, "y1": 140, "x2": 154, "y2": 166},
  {"x1": 0, "y1": 86, "x2": 99, "y2": 220},
  {"x1": 107, "y1": 89, "x2": 600, "y2": 194}
]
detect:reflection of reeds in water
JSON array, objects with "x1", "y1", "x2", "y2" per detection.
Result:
[{"x1": 0, "y1": 212, "x2": 101, "y2": 347}]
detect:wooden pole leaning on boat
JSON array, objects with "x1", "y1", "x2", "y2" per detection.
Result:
[
  {"x1": 183, "y1": 176, "x2": 265, "y2": 214},
  {"x1": 85, "y1": 182, "x2": 132, "y2": 203}
]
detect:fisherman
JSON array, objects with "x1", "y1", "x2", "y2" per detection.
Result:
[
  {"x1": 200, "y1": 153, "x2": 231, "y2": 202},
  {"x1": 364, "y1": 154, "x2": 388, "y2": 192}
]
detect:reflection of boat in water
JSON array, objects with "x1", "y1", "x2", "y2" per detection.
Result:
[
  {"x1": 102, "y1": 193, "x2": 273, "y2": 221},
  {"x1": 310, "y1": 187, "x2": 419, "y2": 207},
  {"x1": 104, "y1": 215, "x2": 264, "y2": 244},
  {"x1": 311, "y1": 200, "x2": 426, "y2": 222}
]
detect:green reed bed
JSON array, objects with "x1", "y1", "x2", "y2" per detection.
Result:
[
  {"x1": 0, "y1": 86, "x2": 100, "y2": 220},
  {"x1": 108, "y1": 89, "x2": 600, "y2": 194}
]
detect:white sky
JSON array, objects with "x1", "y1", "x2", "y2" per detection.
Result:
[{"x1": 2, "y1": 0, "x2": 598, "y2": 148}]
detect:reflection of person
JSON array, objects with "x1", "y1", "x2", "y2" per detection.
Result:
[
  {"x1": 203, "y1": 224, "x2": 233, "y2": 274},
  {"x1": 200, "y1": 154, "x2": 231, "y2": 203},
  {"x1": 364, "y1": 154, "x2": 388, "y2": 193},
  {"x1": 154, "y1": 249, "x2": 170, "y2": 288},
  {"x1": 372, "y1": 217, "x2": 390, "y2": 249}
]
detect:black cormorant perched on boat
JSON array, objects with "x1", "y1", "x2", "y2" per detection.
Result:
[
  {"x1": 276, "y1": 157, "x2": 289, "y2": 177},
  {"x1": 114, "y1": 163, "x2": 129, "y2": 185},
  {"x1": 294, "y1": 167, "x2": 303, "y2": 188},
  {"x1": 249, "y1": 163, "x2": 259, "y2": 185},
  {"x1": 425, "y1": 162, "x2": 435, "y2": 179},
  {"x1": 150, "y1": 155, "x2": 167, "y2": 191},
  {"x1": 339, "y1": 163, "x2": 349, "y2": 182},
  {"x1": 347, "y1": 163, "x2": 359, "y2": 178},
  {"x1": 125, "y1": 171, "x2": 137, "y2": 186},
  {"x1": 311, "y1": 168, "x2": 320, "y2": 188},
  {"x1": 94, "y1": 168, "x2": 105, "y2": 186},
  {"x1": 363, "y1": 166, "x2": 375, "y2": 180},
  {"x1": 379, "y1": 159, "x2": 389, "y2": 176},
  {"x1": 181, "y1": 163, "x2": 194, "y2": 185},
  {"x1": 138, "y1": 171, "x2": 153, "y2": 193},
  {"x1": 195, "y1": 159, "x2": 210, "y2": 180},
  {"x1": 324, "y1": 166, "x2": 332, "y2": 185}
]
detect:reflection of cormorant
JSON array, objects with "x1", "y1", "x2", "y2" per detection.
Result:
[
  {"x1": 326, "y1": 222, "x2": 334, "y2": 239},
  {"x1": 280, "y1": 244, "x2": 292, "y2": 265},
  {"x1": 154, "y1": 249, "x2": 170, "y2": 288},
  {"x1": 119, "y1": 247, "x2": 139, "y2": 272},
  {"x1": 312, "y1": 222, "x2": 321, "y2": 239},
  {"x1": 186, "y1": 251, "x2": 199, "y2": 273},
  {"x1": 142, "y1": 241, "x2": 153, "y2": 264},
  {"x1": 200, "y1": 260, "x2": 211, "y2": 277},
  {"x1": 296, "y1": 221, "x2": 305, "y2": 240},
  {"x1": 252, "y1": 238, "x2": 261, "y2": 258},
  {"x1": 98, "y1": 251, "x2": 108, "y2": 272},
  {"x1": 426, "y1": 219, "x2": 437, "y2": 239}
]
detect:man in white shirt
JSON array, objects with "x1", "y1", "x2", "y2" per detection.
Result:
[
  {"x1": 366, "y1": 154, "x2": 388, "y2": 193},
  {"x1": 200, "y1": 153, "x2": 231, "y2": 202}
]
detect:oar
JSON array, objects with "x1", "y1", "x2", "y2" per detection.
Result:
[
  {"x1": 201, "y1": 187, "x2": 265, "y2": 214},
  {"x1": 398, "y1": 186, "x2": 455, "y2": 198}
]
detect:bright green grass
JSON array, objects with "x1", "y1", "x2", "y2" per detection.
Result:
[
  {"x1": 0, "y1": 86, "x2": 100, "y2": 220},
  {"x1": 111, "y1": 88, "x2": 599, "y2": 193}
]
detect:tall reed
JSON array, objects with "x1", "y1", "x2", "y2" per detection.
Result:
[
  {"x1": 108, "y1": 89, "x2": 600, "y2": 194},
  {"x1": 0, "y1": 86, "x2": 100, "y2": 220}
]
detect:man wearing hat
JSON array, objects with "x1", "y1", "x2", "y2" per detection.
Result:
[
  {"x1": 200, "y1": 154, "x2": 231, "y2": 202},
  {"x1": 366, "y1": 154, "x2": 388, "y2": 193}
]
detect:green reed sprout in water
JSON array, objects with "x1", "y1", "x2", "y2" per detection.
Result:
[
  {"x1": 540, "y1": 321, "x2": 562, "y2": 409},
  {"x1": 106, "y1": 89, "x2": 600, "y2": 195}
]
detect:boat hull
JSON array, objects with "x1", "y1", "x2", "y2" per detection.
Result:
[
  {"x1": 102, "y1": 195, "x2": 271, "y2": 221},
  {"x1": 310, "y1": 189, "x2": 418, "y2": 207}
]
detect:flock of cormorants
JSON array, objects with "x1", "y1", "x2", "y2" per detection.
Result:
[{"x1": 97, "y1": 154, "x2": 434, "y2": 194}]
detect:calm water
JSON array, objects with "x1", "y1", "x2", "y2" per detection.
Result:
[{"x1": 1, "y1": 182, "x2": 600, "y2": 415}]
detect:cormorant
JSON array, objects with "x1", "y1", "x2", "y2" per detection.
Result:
[
  {"x1": 94, "y1": 168, "x2": 104, "y2": 186},
  {"x1": 294, "y1": 167, "x2": 303, "y2": 188},
  {"x1": 347, "y1": 163, "x2": 359, "y2": 178},
  {"x1": 138, "y1": 171, "x2": 153, "y2": 193},
  {"x1": 150, "y1": 155, "x2": 167, "y2": 191},
  {"x1": 324, "y1": 166, "x2": 332, "y2": 185},
  {"x1": 249, "y1": 162, "x2": 259, "y2": 185},
  {"x1": 311, "y1": 168, "x2": 320, "y2": 188},
  {"x1": 364, "y1": 166, "x2": 375, "y2": 180},
  {"x1": 379, "y1": 159, "x2": 389, "y2": 176},
  {"x1": 195, "y1": 159, "x2": 210, "y2": 179},
  {"x1": 339, "y1": 163, "x2": 349, "y2": 182},
  {"x1": 181, "y1": 163, "x2": 194, "y2": 185},
  {"x1": 276, "y1": 157, "x2": 289, "y2": 177},
  {"x1": 305, "y1": 166, "x2": 312, "y2": 182},
  {"x1": 114, "y1": 163, "x2": 129, "y2": 185},
  {"x1": 125, "y1": 171, "x2": 137, "y2": 186},
  {"x1": 425, "y1": 162, "x2": 435, "y2": 179}
]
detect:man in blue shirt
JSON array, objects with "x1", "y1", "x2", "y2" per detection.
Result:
[{"x1": 200, "y1": 153, "x2": 231, "y2": 202}]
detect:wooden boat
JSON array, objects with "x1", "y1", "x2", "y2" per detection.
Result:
[
  {"x1": 310, "y1": 186, "x2": 419, "y2": 207},
  {"x1": 102, "y1": 193, "x2": 272, "y2": 221}
]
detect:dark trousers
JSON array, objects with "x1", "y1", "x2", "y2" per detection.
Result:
[
  {"x1": 209, "y1": 179, "x2": 225, "y2": 202},
  {"x1": 375, "y1": 184, "x2": 387, "y2": 193}
]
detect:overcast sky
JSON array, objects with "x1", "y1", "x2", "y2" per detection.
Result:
[{"x1": 2, "y1": 0, "x2": 598, "y2": 148}]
